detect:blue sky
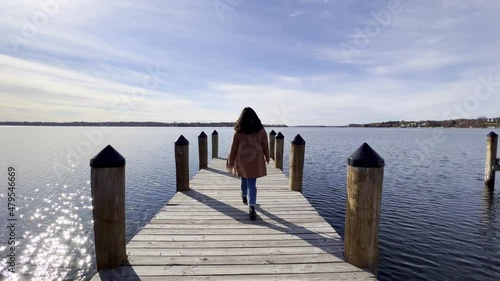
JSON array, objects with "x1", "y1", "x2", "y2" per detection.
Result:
[{"x1": 0, "y1": 0, "x2": 499, "y2": 126}]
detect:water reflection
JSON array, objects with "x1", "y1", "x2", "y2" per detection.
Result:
[
  {"x1": 0, "y1": 182, "x2": 94, "y2": 281},
  {"x1": 480, "y1": 188, "x2": 498, "y2": 245}
]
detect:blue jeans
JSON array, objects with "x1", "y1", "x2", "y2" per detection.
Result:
[{"x1": 241, "y1": 177, "x2": 257, "y2": 207}]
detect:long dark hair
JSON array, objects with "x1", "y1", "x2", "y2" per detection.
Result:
[{"x1": 234, "y1": 107, "x2": 264, "y2": 134}]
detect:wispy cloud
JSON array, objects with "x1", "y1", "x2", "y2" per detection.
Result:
[{"x1": 289, "y1": 10, "x2": 305, "y2": 17}]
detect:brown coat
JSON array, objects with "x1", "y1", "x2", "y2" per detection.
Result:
[{"x1": 228, "y1": 128, "x2": 270, "y2": 179}]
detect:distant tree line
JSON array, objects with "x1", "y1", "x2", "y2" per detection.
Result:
[
  {"x1": 348, "y1": 118, "x2": 500, "y2": 128},
  {"x1": 0, "y1": 121, "x2": 288, "y2": 127}
]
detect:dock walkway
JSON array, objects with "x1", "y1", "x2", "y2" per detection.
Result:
[{"x1": 92, "y1": 158, "x2": 376, "y2": 280}]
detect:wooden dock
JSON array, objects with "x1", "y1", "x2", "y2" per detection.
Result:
[{"x1": 91, "y1": 158, "x2": 376, "y2": 280}]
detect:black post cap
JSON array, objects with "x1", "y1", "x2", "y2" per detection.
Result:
[
  {"x1": 347, "y1": 143, "x2": 385, "y2": 168},
  {"x1": 212, "y1": 130, "x2": 218, "y2": 135},
  {"x1": 292, "y1": 134, "x2": 305, "y2": 145},
  {"x1": 90, "y1": 145, "x2": 126, "y2": 168},
  {"x1": 487, "y1": 131, "x2": 498, "y2": 138},
  {"x1": 199, "y1": 131, "x2": 207, "y2": 138},
  {"x1": 270, "y1": 130, "x2": 277, "y2": 136},
  {"x1": 276, "y1": 132, "x2": 284, "y2": 139},
  {"x1": 175, "y1": 135, "x2": 189, "y2": 146}
]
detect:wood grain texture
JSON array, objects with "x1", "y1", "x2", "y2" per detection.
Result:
[
  {"x1": 212, "y1": 133, "x2": 218, "y2": 159},
  {"x1": 91, "y1": 167, "x2": 127, "y2": 271},
  {"x1": 289, "y1": 142, "x2": 305, "y2": 192},
  {"x1": 485, "y1": 134, "x2": 498, "y2": 189},
  {"x1": 175, "y1": 143, "x2": 189, "y2": 192},
  {"x1": 198, "y1": 133, "x2": 208, "y2": 170},
  {"x1": 270, "y1": 133, "x2": 276, "y2": 160},
  {"x1": 275, "y1": 137, "x2": 284, "y2": 170},
  {"x1": 344, "y1": 166, "x2": 383, "y2": 276},
  {"x1": 89, "y1": 158, "x2": 376, "y2": 280}
]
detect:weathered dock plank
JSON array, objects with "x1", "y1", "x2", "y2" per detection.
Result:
[{"x1": 91, "y1": 158, "x2": 376, "y2": 280}]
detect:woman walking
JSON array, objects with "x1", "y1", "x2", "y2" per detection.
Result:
[{"x1": 227, "y1": 107, "x2": 270, "y2": 220}]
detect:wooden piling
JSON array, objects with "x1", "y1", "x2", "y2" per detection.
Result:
[
  {"x1": 289, "y1": 134, "x2": 306, "y2": 192},
  {"x1": 485, "y1": 132, "x2": 498, "y2": 190},
  {"x1": 175, "y1": 135, "x2": 189, "y2": 192},
  {"x1": 212, "y1": 130, "x2": 219, "y2": 159},
  {"x1": 89, "y1": 145, "x2": 127, "y2": 271},
  {"x1": 344, "y1": 143, "x2": 385, "y2": 276},
  {"x1": 198, "y1": 132, "x2": 208, "y2": 170},
  {"x1": 275, "y1": 132, "x2": 284, "y2": 171},
  {"x1": 269, "y1": 130, "x2": 276, "y2": 160}
]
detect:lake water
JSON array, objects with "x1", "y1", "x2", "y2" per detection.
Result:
[{"x1": 0, "y1": 127, "x2": 499, "y2": 281}]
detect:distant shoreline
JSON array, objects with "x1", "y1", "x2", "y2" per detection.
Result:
[
  {"x1": 0, "y1": 125, "x2": 496, "y2": 129},
  {"x1": 0, "y1": 119, "x2": 498, "y2": 129},
  {"x1": 0, "y1": 122, "x2": 287, "y2": 127},
  {"x1": 347, "y1": 118, "x2": 499, "y2": 129}
]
